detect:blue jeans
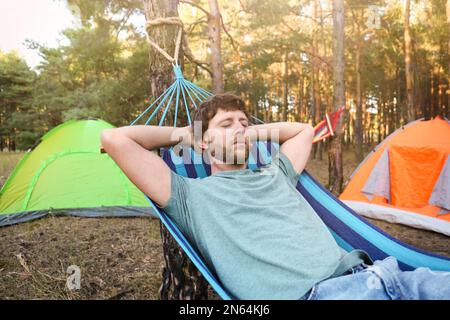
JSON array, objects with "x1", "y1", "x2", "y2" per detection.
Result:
[{"x1": 302, "y1": 256, "x2": 450, "y2": 300}]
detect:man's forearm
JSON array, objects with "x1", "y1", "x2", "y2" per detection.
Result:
[
  {"x1": 101, "y1": 125, "x2": 191, "y2": 151},
  {"x1": 246, "y1": 122, "x2": 313, "y2": 144}
]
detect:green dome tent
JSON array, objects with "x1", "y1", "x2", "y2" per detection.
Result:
[{"x1": 0, "y1": 119, "x2": 154, "y2": 226}]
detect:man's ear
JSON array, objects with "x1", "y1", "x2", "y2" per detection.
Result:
[
  {"x1": 200, "y1": 131, "x2": 214, "y2": 151},
  {"x1": 192, "y1": 136, "x2": 209, "y2": 154},
  {"x1": 200, "y1": 138, "x2": 210, "y2": 151}
]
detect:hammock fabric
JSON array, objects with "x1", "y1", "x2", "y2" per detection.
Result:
[
  {"x1": 143, "y1": 142, "x2": 450, "y2": 300},
  {"x1": 131, "y1": 65, "x2": 450, "y2": 300}
]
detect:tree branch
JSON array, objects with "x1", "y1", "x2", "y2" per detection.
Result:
[
  {"x1": 237, "y1": 0, "x2": 252, "y2": 13},
  {"x1": 182, "y1": 33, "x2": 213, "y2": 76},
  {"x1": 114, "y1": 9, "x2": 134, "y2": 41},
  {"x1": 180, "y1": 0, "x2": 210, "y2": 18},
  {"x1": 186, "y1": 17, "x2": 208, "y2": 33},
  {"x1": 219, "y1": 14, "x2": 242, "y2": 65}
]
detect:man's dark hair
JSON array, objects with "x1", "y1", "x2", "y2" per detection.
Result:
[{"x1": 191, "y1": 92, "x2": 250, "y2": 139}]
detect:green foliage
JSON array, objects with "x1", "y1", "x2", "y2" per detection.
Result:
[
  {"x1": 0, "y1": 52, "x2": 38, "y2": 150},
  {"x1": 0, "y1": 0, "x2": 448, "y2": 150}
]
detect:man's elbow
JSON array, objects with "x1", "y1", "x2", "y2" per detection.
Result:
[
  {"x1": 301, "y1": 124, "x2": 314, "y2": 141},
  {"x1": 101, "y1": 128, "x2": 119, "y2": 151}
]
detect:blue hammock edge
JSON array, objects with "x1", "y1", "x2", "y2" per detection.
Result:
[{"x1": 145, "y1": 143, "x2": 450, "y2": 300}]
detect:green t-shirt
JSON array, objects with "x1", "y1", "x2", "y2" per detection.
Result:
[{"x1": 161, "y1": 151, "x2": 370, "y2": 299}]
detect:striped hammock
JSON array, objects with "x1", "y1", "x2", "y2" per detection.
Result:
[
  {"x1": 132, "y1": 65, "x2": 450, "y2": 300},
  {"x1": 144, "y1": 143, "x2": 450, "y2": 300}
]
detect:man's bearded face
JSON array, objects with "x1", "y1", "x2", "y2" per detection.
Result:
[{"x1": 203, "y1": 109, "x2": 251, "y2": 165}]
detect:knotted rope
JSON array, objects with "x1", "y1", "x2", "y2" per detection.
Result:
[{"x1": 145, "y1": 16, "x2": 184, "y2": 65}]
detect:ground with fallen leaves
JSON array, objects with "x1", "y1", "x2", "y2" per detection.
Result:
[{"x1": 0, "y1": 147, "x2": 449, "y2": 299}]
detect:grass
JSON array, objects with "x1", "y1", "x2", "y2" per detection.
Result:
[
  {"x1": 0, "y1": 148, "x2": 449, "y2": 299},
  {"x1": 0, "y1": 215, "x2": 163, "y2": 299}
]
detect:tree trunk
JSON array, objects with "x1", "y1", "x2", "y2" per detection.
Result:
[
  {"x1": 396, "y1": 65, "x2": 403, "y2": 126},
  {"x1": 208, "y1": 0, "x2": 224, "y2": 93},
  {"x1": 282, "y1": 51, "x2": 289, "y2": 121},
  {"x1": 424, "y1": 68, "x2": 431, "y2": 119},
  {"x1": 345, "y1": 93, "x2": 352, "y2": 146},
  {"x1": 312, "y1": 0, "x2": 322, "y2": 160},
  {"x1": 298, "y1": 72, "x2": 304, "y2": 122},
  {"x1": 431, "y1": 68, "x2": 439, "y2": 117},
  {"x1": 447, "y1": 0, "x2": 450, "y2": 118},
  {"x1": 404, "y1": 0, "x2": 415, "y2": 122},
  {"x1": 354, "y1": 19, "x2": 363, "y2": 162},
  {"x1": 143, "y1": 0, "x2": 208, "y2": 300},
  {"x1": 251, "y1": 64, "x2": 258, "y2": 118},
  {"x1": 328, "y1": 0, "x2": 345, "y2": 195}
]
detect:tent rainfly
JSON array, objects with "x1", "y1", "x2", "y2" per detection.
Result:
[
  {"x1": 340, "y1": 116, "x2": 450, "y2": 236},
  {"x1": 0, "y1": 119, "x2": 155, "y2": 226}
]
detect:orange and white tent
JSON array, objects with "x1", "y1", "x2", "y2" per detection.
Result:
[{"x1": 340, "y1": 116, "x2": 450, "y2": 236}]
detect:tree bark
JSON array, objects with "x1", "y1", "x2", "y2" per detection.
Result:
[
  {"x1": 208, "y1": 0, "x2": 224, "y2": 93},
  {"x1": 143, "y1": 0, "x2": 208, "y2": 300},
  {"x1": 432, "y1": 67, "x2": 439, "y2": 117},
  {"x1": 312, "y1": 0, "x2": 322, "y2": 160},
  {"x1": 354, "y1": 16, "x2": 363, "y2": 162},
  {"x1": 404, "y1": 0, "x2": 415, "y2": 122},
  {"x1": 396, "y1": 65, "x2": 403, "y2": 126},
  {"x1": 447, "y1": 0, "x2": 450, "y2": 118},
  {"x1": 328, "y1": 0, "x2": 345, "y2": 195},
  {"x1": 282, "y1": 50, "x2": 289, "y2": 121},
  {"x1": 298, "y1": 70, "x2": 305, "y2": 122}
]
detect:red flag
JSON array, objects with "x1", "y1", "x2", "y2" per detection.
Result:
[{"x1": 312, "y1": 107, "x2": 345, "y2": 144}]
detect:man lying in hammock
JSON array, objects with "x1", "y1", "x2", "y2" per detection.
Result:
[{"x1": 101, "y1": 92, "x2": 450, "y2": 300}]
